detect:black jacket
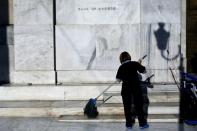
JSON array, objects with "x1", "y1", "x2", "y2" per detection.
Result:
[{"x1": 116, "y1": 60, "x2": 146, "y2": 95}]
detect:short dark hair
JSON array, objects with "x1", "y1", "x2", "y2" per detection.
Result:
[{"x1": 119, "y1": 51, "x2": 131, "y2": 64}]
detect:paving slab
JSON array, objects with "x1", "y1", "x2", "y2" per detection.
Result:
[{"x1": 0, "y1": 117, "x2": 196, "y2": 131}]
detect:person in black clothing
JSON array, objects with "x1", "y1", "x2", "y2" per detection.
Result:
[{"x1": 116, "y1": 51, "x2": 149, "y2": 129}]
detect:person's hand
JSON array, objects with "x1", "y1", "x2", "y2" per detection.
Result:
[{"x1": 138, "y1": 59, "x2": 142, "y2": 64}]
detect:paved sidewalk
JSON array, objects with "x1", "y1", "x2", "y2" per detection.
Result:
[{"x1": 0, "y1": 117, "x2": 196, "y2": 131}]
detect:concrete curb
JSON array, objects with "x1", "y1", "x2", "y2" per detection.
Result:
[
  {"x1": 58, "y1": 119, "x2": 179, "y2": 123},
  {"x1": 0, "y1": 106, "x2": 178, "y2": 117}
]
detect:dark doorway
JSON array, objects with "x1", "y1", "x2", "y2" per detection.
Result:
[
  {"x1": 187, "y1": 0, "x2": 197, "y2": 73},
  {"x1": 0, "y1": 0, "x2": 10, "y2": 84}
]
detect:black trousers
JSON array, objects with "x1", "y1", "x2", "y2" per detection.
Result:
[{"x1": 122, "y1": 90, "x2": 147, "y2": 127}]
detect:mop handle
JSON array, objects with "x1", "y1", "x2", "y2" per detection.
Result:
[
  {"x1": 95, "y1": 55, "x2": 147, "y2": 100},
  {"x1": 169, "y1": 67, "x2": 180, "y2": 91},
  {"x1": 138, "y1": 55, "x2": 147, "y2": 63},
  {"x1": 141, "y1": 55, "x2": 147, "y2": 60},
  {"x1": 95, "y1": 81, "x2": 118, "y2": 100},
  {"x1": 145, "y1": 74, "x2": 155, "y2": 82}
]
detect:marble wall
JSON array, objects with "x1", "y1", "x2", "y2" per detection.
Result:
[
  {"x1": 14, "y1": 0, "x2": 55, "y2": 84},
  {"x1": 56, "y1": 23, "x2": 181, "y2": 71},
  {"x1": 56, "y1": 0, "x2": 182, "y2": 83},
  {"x1": 140, "y1": 0, "x2": 182, "y2": 83},
  {"x1": 14, "y1": 0, "x2": 53, "y2": 25},
  {"x1": 140, "y1": 24, "x2": 181, "y2": 70},
  {"x1": 15, "y1": 26, "x2": 54, "y2": 70},
  {"x1": 141, "y1": 0, "x2": 180, "y2": 24},
  {"x1": 56, "y1": 0, "x2": 140, "y2": 25},
  {"x1": 12, "y1": 0, "x2": 183, "y2": 84},
  {"x1": 56, "y1": 24, "x2": 140, "y2": 70}
]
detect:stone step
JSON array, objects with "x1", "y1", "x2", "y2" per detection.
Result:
[
  {"x1": 104, "y1": 90, "x2": 179, "y2": 96},
  {"x1": 0, "y1": 84, "x2": 179, "y2": 101},
  {"x1": 0, "y1": 106, "x2": 179, "y2": 118},
  {"x1": 0, "y1": 100, "x2": 179, "y2": 118},
  {"x1": 103, "y1": 90, "x2": 179, "y2": 103},
  {"x1": 59, "y1": 114, "x2": 179, "y2": 120},
  {"x1": 58, "y1": 114, "x2": 179, "y2": 123},
  {"x1": 0, "y1": 100, "x2": 179, "y2": 108},
  {"x1": 0, "y1": 84, "x2": 180, "y2": 119}
]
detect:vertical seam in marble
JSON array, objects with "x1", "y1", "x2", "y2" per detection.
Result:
[
  {"x1": 148, "y1": 24, "x2": 151, "y2": 69},
  {"x1": 140, "y1": 0, "x2": 141, "y2": 25},
  {"x1": 53, "y1": 0, "x2": 57, "y2": 84}
]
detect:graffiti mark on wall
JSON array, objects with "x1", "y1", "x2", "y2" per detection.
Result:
[{"x1": 154, "y1": 22, "x2": 180, "y2": 61}]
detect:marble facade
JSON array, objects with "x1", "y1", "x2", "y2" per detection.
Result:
[
  {"x1": 12, "y1": 0, "x2": 184, "y2": 84},
  {"x1": 56, "y1": 24, "x2": 141, "y2": 70},
  {"x1": 141, "y1": 0, "x2": 180, "y2": 24},
  {"x1": 14, "y1": 26, "x2": 54, "y2": 70},
  {"x1": 14, "y1": 0, "x2": 53, "y2": 25},
  {"x1": 56, "y1": 0, "x2": 140, "y2": 25},
  {"x1": 55, "y1": 0, "x2": 182, "y2": 83},
  {"x1": 14, "y1": 0, "x2": 55, "y2": 84}
]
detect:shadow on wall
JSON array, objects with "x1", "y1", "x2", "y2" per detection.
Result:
[
  {"x1": 0, "y1": 0, "x2": 10, "y2": 85},
  {"x1": 154, "y1": 22, "x2": 180, "y2": 61},
  {"x1": 154, "y1": 23, "x2": 187, "y2": 124}
]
